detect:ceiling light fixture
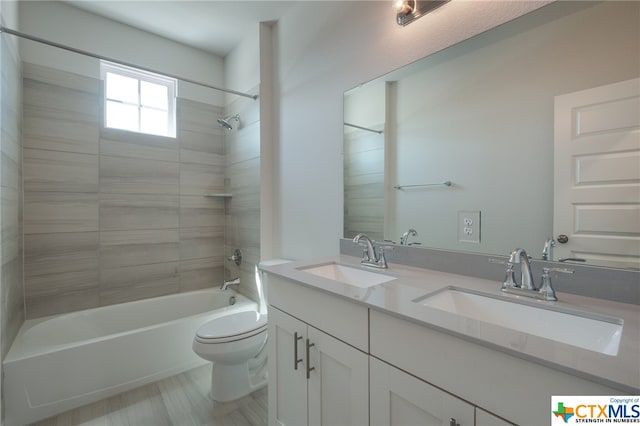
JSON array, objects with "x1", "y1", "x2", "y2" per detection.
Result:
[{"x1": 394, "y1": 0, "x2": 450, "y2": 26}]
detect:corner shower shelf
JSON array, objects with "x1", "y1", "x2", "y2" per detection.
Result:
[{"x1": 204, "y1": 193, "x2": 233, "y2": 198}]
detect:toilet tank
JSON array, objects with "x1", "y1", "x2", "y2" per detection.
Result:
[{"x1": 257, "y1": 259, "x2": 292, "y2": 315}]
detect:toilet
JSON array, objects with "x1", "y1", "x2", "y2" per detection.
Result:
[
  {"x1": 192, "y1": 259, "x2": 291, "y2": 402},
  {"x1": 193, "y1": 310, "x2": 268, "y2": 402}
]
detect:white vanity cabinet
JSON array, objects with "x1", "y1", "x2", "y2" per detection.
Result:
[
  {"x1": 371, "y1": 357, "x2": 475, "y2": 426},
  {"x1": 266, "y1": 275, "x2": 369, "y2": 426},
  {"x1": 264, "y1": 267, "x2": 627, "y2": 426},
  {"x1": 370, "y1": 309, "x2": 621, "y2": 425}
]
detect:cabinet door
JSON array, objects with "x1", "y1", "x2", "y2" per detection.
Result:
[
  {"x1": 370, "y1": 357, "x2": 474, "y2": 426},
  {"x1": 307, "y1": 326, "x2": 369, "y2": 426},
  {"x1": 475, "y1": 408, "x2": 514, "y2": 426},
  {"x1": 268, "y1": 307, "x2": 308, "y2": 426}
]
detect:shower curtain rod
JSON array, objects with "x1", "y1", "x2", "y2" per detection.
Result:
[
  {"x1": 344, "y1": 122, "x2": 383, "y2": 135},
  {"x1": 0, "y1": 26, "x2": 259, "y2": 100}
]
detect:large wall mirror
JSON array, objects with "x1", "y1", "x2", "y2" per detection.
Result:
[{"x1": 344, "y1": 1, "x2": 639, "y2": 269}]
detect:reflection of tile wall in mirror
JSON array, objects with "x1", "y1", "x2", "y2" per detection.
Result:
[{"x1": 1, "y1": 32, "x2": 26, "y2": 357}]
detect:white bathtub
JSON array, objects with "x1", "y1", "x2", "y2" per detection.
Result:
[{"x1": 4, "y1": 288, "x2": 258, "y2": 426}]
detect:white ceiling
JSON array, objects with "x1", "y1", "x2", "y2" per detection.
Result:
[{"x1": 62, "y1": 1, "x2": 295, "y2": 57}]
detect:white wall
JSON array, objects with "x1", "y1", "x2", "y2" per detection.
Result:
[
  {"x1": 225, "y1": 24, "x2": 260, "y2": 101},
  {"x1": 17, "y1": 1, "x2": 224, "y2": 105},
  {"x1": 273, "y1": 1, "x2": 550, "y2": 259},
  {"x1": 0, "y1": 0, "x2": 17, "y2": 28}
]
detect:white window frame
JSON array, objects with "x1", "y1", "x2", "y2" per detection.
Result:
[{"x1": 100, "y1": 61, "x2": 177, "y2": 138}]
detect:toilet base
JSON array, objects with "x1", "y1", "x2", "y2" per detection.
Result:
[{"x1": 210, "y1": 361, "x2": 268, "y2": 402}]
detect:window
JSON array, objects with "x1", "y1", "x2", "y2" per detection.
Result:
[{"x1": 101, "y1": 61, "x2": 176, "y2": 138}]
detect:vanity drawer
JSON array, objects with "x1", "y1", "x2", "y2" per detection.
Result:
[{"x1": 266, "y1": 273, "x2": 369, "y2": 352}]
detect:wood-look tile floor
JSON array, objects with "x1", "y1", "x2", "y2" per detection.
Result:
[{"x1": 31, "y1": 365, "x2": 268, "y2": 426}]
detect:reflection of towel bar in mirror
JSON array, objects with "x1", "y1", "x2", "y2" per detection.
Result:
[
  {"x1": 394, "y1": 181, "x2": 452, "y2": 190},
  {"x1": 344, "y1": 122, "x2": 383, "y2": 135}
]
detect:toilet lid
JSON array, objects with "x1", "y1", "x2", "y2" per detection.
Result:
[{"x1": 196, "y1": 311, "x2": 267, "y2": 341}]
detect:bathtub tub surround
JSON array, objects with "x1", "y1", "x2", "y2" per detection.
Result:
[
  {"x1": 21, "y1": 62, "x2": 230, "y2": 319},
  {"x1": 262, "y1": 256, "x2": 639, "y2": 425},
  {"x1": 3, "y1": 288, "x2": 257, "y2": 426}
]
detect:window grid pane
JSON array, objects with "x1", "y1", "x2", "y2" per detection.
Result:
[
  {"x1": 106, "y1": 72, "x2": 139, "y2": 104},
  {"x1": 141, "y1": 81, "x2": 169, "y2": 110},
  {"x1": 106, "y1": 101, "x2": 139, "y2": 132},
  {"x1": 141, "y1": 108, "x2": 169, "y2": 136},
  {"x1": 102, "y1": 61, "x2": 176, "y2": 138}
]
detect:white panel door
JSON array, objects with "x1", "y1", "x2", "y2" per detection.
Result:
[
  {"x1": 554, "y1": 78, "x2": 640, "y2": 268},
  {"x1": 370, "y1": 357, "x2": 474, "y2": 426},
  {"x1": 307, "y1": 327, "x2": 369, "y2": 426},
  {"x1": 268, "y1": 307, "x2": 308, "y2": 426}
]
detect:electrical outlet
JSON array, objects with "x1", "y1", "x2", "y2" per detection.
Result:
[{"x1": 458, "y1": 210, "x2": 481, "y2": 243}]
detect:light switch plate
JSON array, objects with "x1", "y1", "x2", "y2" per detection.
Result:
[{"x1": 458, "y1": 210, "x2": 481, "y2": 243}]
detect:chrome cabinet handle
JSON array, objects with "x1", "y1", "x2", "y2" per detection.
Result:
[
  {"x1": 306, "y1": 339, "x2": 315, "y2": 379},
  {"x1": 293, "y1": 332, "x2": 303, "y2": 370}
]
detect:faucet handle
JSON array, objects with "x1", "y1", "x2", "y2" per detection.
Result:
[
  {"x1": 539, "y1": 267, "x2": 557, "y2": 301},
  {"x1": 490, "y1": 258, "x2": 519, "y2": 290},
  {"x1": 539, "y1": 267, "x2": 573, "y2": 302},
  {"x1": 502, "y1": 262, "x2": 519, "y2": 290},
  {"x1": 376, "y1": 244, "x2": 393, "y2": 268},
  {"x1": 359, "y1": 246, "x2": 372, "y2": 261}
]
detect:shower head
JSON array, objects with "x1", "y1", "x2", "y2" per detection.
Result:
[{"x1": 217, "y1": 114, "x2": 240, "y2": 130}]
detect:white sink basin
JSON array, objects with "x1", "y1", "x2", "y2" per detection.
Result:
[
  {"x1": 300, "y1": 263, "x2": 396, "y2": 288},
  {"x1": 414, "y1": 287, "x2": 623, "y2": 356}
]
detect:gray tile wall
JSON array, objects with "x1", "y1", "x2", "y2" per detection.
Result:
[
  {"x1": 1, "y1": 34, "x2": 24, "y2": 359},
  {"x1": 224, "y1": 88, "x2": 261, "y2": 302},
  {"x1": 22, "y1": 63, "x2": 230, "y2": 318}
]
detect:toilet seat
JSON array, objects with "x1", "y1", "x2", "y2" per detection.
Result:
[{"x1": 195, "y1": 311, "x2": 267, "y2": 344}]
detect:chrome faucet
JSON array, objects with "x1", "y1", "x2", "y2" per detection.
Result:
[
  {"x1": 353, "y1": 233, "x2": 388, "y2": 269},
  {"x1": 221, "y1": 277, "x2": 240, "y2": 290},
  {"x1": 508, "y1": 248, "x2": 535, "y2": 290},
  {"x1": 400, "y1": 228, "x2": 418, "y2": 246},
  {"x1": 495, "y1": 248, "x2": 574, "y2": 301},
  {"x1": 541, "y1": 238, "x2": 556, "y2": 261}
]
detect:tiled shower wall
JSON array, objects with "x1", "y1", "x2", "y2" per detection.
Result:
[
  {"x1": 1, "y1": 33, "x2": 24, "y2": 357},
  {"x1": 224, "y1": 89, "x2": 261, "y2": 302},
  {"x1": 22, "y1": 62, "x2": 229, "y2": 319}
]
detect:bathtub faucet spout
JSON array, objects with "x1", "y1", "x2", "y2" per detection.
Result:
[{"x1": 221, "y1": 278, "x2": 240, "y2": 290}]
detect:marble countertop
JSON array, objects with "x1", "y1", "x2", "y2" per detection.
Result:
[{"x1": 261, "y1": 255, "x2": 640, "y2": 393}]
